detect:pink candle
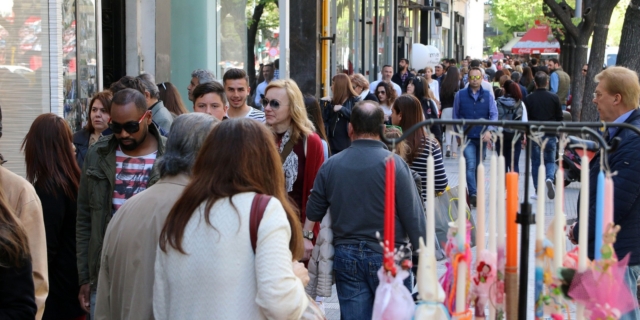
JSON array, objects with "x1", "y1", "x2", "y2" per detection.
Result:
[
  {"x1": 604, "y1": 175, "x2": 614, "y2": 230},
  {"x1": 384, "y1": 158, "x2": 396, "y2": 275}
]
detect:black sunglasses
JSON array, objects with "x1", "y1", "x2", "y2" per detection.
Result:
[
  {"x1": 582, "y1": 69, "x2": 588, "y2": 72},
  {"x1": 109, "y1": 111, "x2": 148, "y2": 134},
  {"x1": 376, "y1": 91, "x2": 386, "y2": 95},
  {"x1": 262, "y1": 98, "x2": 283, "y2": 109}
]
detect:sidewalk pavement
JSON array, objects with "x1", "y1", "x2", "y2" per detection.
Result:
[{"x1": 323, "y1": 150, "x2": 580, "y2": 320}]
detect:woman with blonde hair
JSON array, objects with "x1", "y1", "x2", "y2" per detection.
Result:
[
  {"x1": 156, "y1": 119, "x2": 310, "y2": 319},
  {"x1": 321, "y1": 73, "x2": 360, "y2": 154},
  {"x1": 424, "y1": 66, "x2": 440, "y2": 103},
  {"x1": 350, "y1": 73, "x2": 378, "y2": 102},
  {"x1": 263, "y1": 79, "x2": 325, "y2": 260}
]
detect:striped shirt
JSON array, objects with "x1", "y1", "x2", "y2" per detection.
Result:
[
  {"x1": 112, "y1": 148, "x2": 157, "y2": 212},
  {"x1": 246, "y1": 108, "x2": 266, "y2": 123},
  {"x1": 409, "y1": 138, "x2": 448, "y2": 203}
]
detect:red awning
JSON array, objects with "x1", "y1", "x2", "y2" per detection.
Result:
[{"x1": 511, "y1": 24, "x2": 560, "y2": 55}]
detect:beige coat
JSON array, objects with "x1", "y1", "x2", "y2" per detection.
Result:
[
  {"x1": 305, "y1": 212, "x2": 334, "y2": 298},
  {"x1": 0, "y1": 165, "x2": 48, "y2": 320},
  {"x1": 95, "y1": 174, "x2": 189, "y2": 320}
]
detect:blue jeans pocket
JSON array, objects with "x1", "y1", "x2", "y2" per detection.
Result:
[{"x1": 335, "y1": 256, "x2": 359, "y2": 300}]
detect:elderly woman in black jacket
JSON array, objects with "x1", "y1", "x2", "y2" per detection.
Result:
[{"x1": 73, "y1": 91, "x2": 112, "y2": 169}]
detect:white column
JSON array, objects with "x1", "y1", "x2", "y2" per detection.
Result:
[
  {"x1": 48, "y1": 0, "x2": 63, "y2": 116},
  {"x1": 279, "y1": 0, "x2": 290, "y2": 79}
]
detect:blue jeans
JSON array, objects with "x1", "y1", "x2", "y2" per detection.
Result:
[
  {"x1": 620, "y1": 265, "x2": 640, "y2": 320},
  {"x1": 334, "y1": 242, "x2": 412, "y2": 320},
  {"x1": 89, "y1": 289, "x2": 96, "y2": 320},
  {"x1": 531, "y1": 138, "x2": 557, "y2": 191},
  {"x1": 462, "y1": 138, "x2": 486, "y2": 196}
]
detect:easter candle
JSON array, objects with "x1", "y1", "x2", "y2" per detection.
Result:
[
  {"x1": 553, "y1": 167, "x2": 565, "y2": 269},
  {"x1": 594, "y1": 171, "x2": 605, "y2": 260},
  {"x1": 456, "y1": 150, "x2": 467, "y2": 313}
]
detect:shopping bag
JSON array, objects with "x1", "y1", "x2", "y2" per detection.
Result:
[{"x1": 433, "y1": 185, "x2": 476, "y2": 249}]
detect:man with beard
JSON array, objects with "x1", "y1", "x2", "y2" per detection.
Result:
[
  {"x1": 76, "y1": 88, "x2": 166, "y2": 319},
  {"x1": 391, "y1": 58, "x2": 415, "y2": 92}
]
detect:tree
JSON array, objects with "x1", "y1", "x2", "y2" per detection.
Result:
[
  {"x1": 543, "y1": 0, "x2": 619, "y2": 121},
  {"x1": 486, "y1": 0, "x2": 543, "y2": 53},
  {"x1": 617, "y1": 0, "x2": 640, "y2": 74},
  {"x1": 247, "y1": 0, "x2": 279, "y2": 92}
]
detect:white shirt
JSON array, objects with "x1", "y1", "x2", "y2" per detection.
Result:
[
  {"x1": 428, "y1": 80, "x2": 440, "y2": 102},
  {"x1": 369, "y1": 80, "x2": 402, "y2": 97},
  {"x1": 153, "y1": 193, "x2": 308, "y2": 320},
  {"x1": 254, "y1": 81, "x2": 270, "y2": 107}
]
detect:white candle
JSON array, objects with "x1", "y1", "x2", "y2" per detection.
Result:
[
  {"x1": 576, "y1": 154, "x2": 590, "y2": 320},
  {"x1": 456, "y1": 151, "x2": 467, "y2": 313},
  {"x1": 553, "y1": 166, "x2": 565, "y2": 269},
  {"x1": 497, "y1": 155, "x2": 506, "y2": 252},
  {"x1": 488, "y1": 153, "x2": 497, "y2": 252},
  {"x1": 476, "y1": 153, "x2": 486, "y2": 253},
  {"x1": 427, "y1": 154, "x2": 435, "y2": 258},
  {"x1": 536, "y1": 162, "x2": 546, "y2": 241}
]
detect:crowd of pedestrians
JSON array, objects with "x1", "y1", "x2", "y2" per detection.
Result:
[{"x1": 3, "y1": 54, "x2": 640, "y2": 320}]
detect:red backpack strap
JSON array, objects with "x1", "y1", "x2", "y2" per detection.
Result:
[{"x1": 250, "y1": 194, "x2": 272, "y2": 253}]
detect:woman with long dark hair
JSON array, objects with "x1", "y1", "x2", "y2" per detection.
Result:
[
  {"x1": 406, "y1": 76, "x2": 442, "y2": 146},
  {"x1": 440, "y1": 66, "x2": 461, "y2": 157},
  {"x1": 157, "y1": 82, "x2": 188, "y2": 117},
  {"x1": 304, "y1": 94, "x2": 330, "y2": 159},
  {"x1": 156, "y1": 119, "x2": 308, "y2": 319},
  {"x1": 22, "y1": 114, "x2": 85, "y2": 320},
  {"x1": 521, "y1": 67, "x2": 535, "y2": 94},
  {"x1": 0, "y1": 187, "x2": 36, "y2": 319},
  {"x1": 495, "y1": 80, "x2": 528, "y2": 173},
  {"x1": 391, "y1": 95, "x2": 448, "y2": 202},
  {"x1": 375, "y1": 81, "x2": 397, "y2": 123},
  {"x1": 73, "y1": 91, "x2": 112, "y2": 169},
  {"x1": 322, "y1": 73, "x2": 360, "y2": 154}
]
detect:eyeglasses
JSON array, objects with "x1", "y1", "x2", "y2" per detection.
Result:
[
  {"x1": 262, "y1": 98, "x2": 284, "y2": 109},
  {"x1": 469, "y1": 75, "x2": 482, "y2": 80},
  {"x1": 376, "y1": 91, "x2": 386, "y2": 95},
  {"x1": 593, "y1": 92, "x2": 602, "y2": 99},
  {"x1": 582, "y1": 69, "x2": 588, "y2": 73},
  {"x1": 109, "y1": 111, "x2": 149, "y2": 134}
]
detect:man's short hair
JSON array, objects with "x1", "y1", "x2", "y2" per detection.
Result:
[
  {"x1": 273, "y1": 59, "x2": 279, "y2": 69},
  {"x1": 449, "y1": 58, "x2": 457, "y2": 64},
  {"x1": 222, "y1": 68, "x2": 249, "y2": 86},
  {"x1": 511, "y1": 71, "x2": 522, "y2": 83},
  {"x1": 350, "y1": 100, "x2": 384, "y2": 136},
  {"x1": 595, "y1": 66, "x2": 640, "y2": 109},
  {"x1": 137, "y1": 73, "x2": 160, "y2": 99},
  {"x1": 399, "y1": 58, "x2": 409, "y2": 64},
  {"x1": 469, "y1": 67, "x2": 482, "y2": 76},
  {"x1": 192, "y1": 81, "x2": 226, "y2": 105},
  {"x1": 158, "y1": 113, "x2": 219, "y2": 177},
  {"x1": 111, "y1": 88, "x2": 148, "y2": 113},
  {"x1": 470, "y1": 59, "x2": 482, "y2": 68},
  {"x1": 531, "y1": 58, "x2": 538, "y2": 65},
  {"x1": 110, "y1": 76, "x2": 145, "y2": 95},
  {"x1": 191, "y1": 69, "x2": 216, "y2": 85},
  {"x1": 534, "y1": 71, "x2": 549, "y2": 88},
  {"x1": 549, "y1": 58, "x2": 560, "y2": 66},
  {"x1": 382, "y1": 65, "x2": 393, "y2": 70},
  {"x1": 263, "y1": 63, "x2": 274, "y2": 70}
]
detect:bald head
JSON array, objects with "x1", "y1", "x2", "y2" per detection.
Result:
[{"x1": 350, "y1": 100, "x2": 384, "y2": 137}]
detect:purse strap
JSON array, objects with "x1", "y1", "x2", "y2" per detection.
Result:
[
  {"x1": 250, "y1": 193, "x2": 273, "y2": 253},
  {"x1": 280, "y1": 138, "x2": 296, "y2": 164}
]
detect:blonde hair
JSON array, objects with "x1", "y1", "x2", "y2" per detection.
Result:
[
  {"x1": 425, "y1": 66, "x2": 434, "y2": 73},
  {"x1": 595, "y1": 66, "x2": 640, "y2": 110},
  {"x1": 265, "y1": 79, "x2": 315, "y2": 143},
  {"x1": 350, "y1": 73, "x2": 370, "y2": 89}
]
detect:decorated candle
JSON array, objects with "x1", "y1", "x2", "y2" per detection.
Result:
[
  {"x1": 594, "y1": 171, "x2": 605, "y2": 260},
  {"x1": 506, "y1": 172, "x2": 519, "y2": 268},
  {"x1": 456, "y1": 152, "x2": 467, "y2": 313},
  {"x1": 427, "y1": 154, "x2": 435, "y2": 258},
  {"x1": 576, "y1": 154, "x2": 590, "y2": 320},
  {"x1": 553, "y1": 166, "x2": 565, "y2": 269}
]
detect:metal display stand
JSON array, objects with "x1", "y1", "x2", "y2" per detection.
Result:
[{"x1": 380, "y1": 119, "x2": 640, "y2": 319}]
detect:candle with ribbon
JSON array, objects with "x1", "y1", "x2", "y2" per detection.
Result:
[
  {"x1": 456, "y1": 149, "x2": 467, "y2": 314},
  {"x1": 594, "y1": 171, "x2": 605, "y2": 260},
  {"x1": 576, "y1": 153, "x2": 590, "y2": 320},
  {"x1": 384, "y1": 157, "x2": 396, "y2": 275}
]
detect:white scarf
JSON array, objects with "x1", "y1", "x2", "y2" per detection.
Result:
[{"x1": 278, "y1": 129, "x2": 299, "y2": 192}]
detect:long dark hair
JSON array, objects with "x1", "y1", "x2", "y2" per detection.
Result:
[
  {"x1": 85, "y1": 91, "x2": 112, "y2": 134},
  {"x1": 493, "y1": 70, "x2": 506, "y2": 83},
  {"x1": 440, "y1": 67, "x2": 461, "y2": 99},
  {"x1": 408, "y1": 77, "x2": 426, "y2": 100},
  {"x1": 158, "y1": 82, "x2": 188, "y2": 116},
  {"x1": 392, "y1": 95, "x2": 426, "y2": 164},
  {"x1": 22, "y1": 114, "x2": 81, "y2": 200},
  {"x1": 0, "y1": 184, "x2": 31, "y2": 268},
  {"x1": 503, "y1": 80, "x2": 522, "y2": 101},
  {"x1": 159, "y1": 118, "x2": 304, "y2": 259},
  {"x1": 331, "y1": 73, "x2": 358, "y2": 105},
  {"x1": 376, "y1": 82, "x2": 397, "y2": 105},
  {"x1": 521, "y1": 67, "x2": 533, "y2": 86},
  {"x1": 303, "y1": 94, "x2": 329, "y2": 145}
]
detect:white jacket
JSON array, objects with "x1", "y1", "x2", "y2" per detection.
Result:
[{"x1": 305, "y1": 212, "x2": 334, "y2": 298}]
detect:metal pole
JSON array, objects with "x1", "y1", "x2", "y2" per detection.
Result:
[
  {"x1": 575, "y1": 0, "x2": 582, "y2": 18},
  {"x1": 517, "y1": 129, "x2": 533, "y2": 320},
  {"x1": 279, "y1": 0, "x2": 290, "y2": 79},
  {"x1": 362, "y1": 0, "x2": 366, "y2": 74}
]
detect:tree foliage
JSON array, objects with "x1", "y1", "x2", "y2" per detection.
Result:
[{"x1": 485, "y1": 0, "x2": 544, "y2": 52}]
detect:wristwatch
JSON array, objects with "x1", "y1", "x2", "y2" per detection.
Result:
[{"x1": 303, "y1": 230, "x2": 314, "y2": 241}]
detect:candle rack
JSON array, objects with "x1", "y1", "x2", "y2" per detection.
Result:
[{"x1": 380, "y1": 119, "x2": 640, "y2": 319}]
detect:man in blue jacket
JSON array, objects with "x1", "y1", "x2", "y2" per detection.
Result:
[
  {"x1": 569, "y1": 66, "x2": 640, "y2": 319},
  {"x1": 453, "y1": 67, "x2": 498, "y2": 207}
]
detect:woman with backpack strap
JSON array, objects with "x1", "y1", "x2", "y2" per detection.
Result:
[{"x1": 495, "y1": 80, "x2": 529, "y2": 173}]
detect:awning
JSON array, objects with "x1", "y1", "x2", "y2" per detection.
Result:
[
  {"x1": 511, "y1": 24, "x2": 560, "y2": 55},
  {"x1": 501, "y1": 36, "x2": 522, "y2": 54}
]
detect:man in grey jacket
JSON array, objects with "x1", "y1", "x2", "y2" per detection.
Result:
[
  {"x1": 138, "y1": 73, "x2": 174, "y2": 133},
  {"x1": 306, "y1": 100, "x2": 426, "y2": 320}
]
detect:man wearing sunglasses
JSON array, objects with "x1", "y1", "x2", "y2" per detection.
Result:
[
  {"x1": 453, "y1": 67, "x2": 499, "y2": 207},
  {"x1": 76, "y1": 88, "x2": 167, "y2": 318}
]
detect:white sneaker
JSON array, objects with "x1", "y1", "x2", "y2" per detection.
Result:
[
  {"x1": 546, "y1": 179, "x2": 556, "y2": 199},
  {"x1": 530, "y1": 194, "x2": 538, "y2": 200}
]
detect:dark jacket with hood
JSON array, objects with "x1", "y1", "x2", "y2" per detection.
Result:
[{"x1": 322, "y1": 95, "x2": 360, "y2": 155}]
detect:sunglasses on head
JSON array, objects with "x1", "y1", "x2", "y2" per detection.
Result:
[
  {"x1": 109, "y1": 111, "x2": 149, "y2": 134},
  {"x1": 262, "y1": 98, "x2": 283, "y2": 109}
]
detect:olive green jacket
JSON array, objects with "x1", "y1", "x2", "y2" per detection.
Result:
[{"x1": 76, "y1": 125, "x2": 166, "y2": 288}]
